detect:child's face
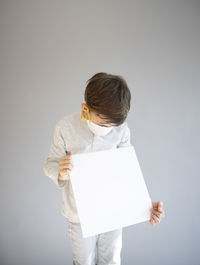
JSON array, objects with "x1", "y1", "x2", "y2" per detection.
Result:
[{"x1": 81, "y1": 103, "x2": 115, "y2": 127}]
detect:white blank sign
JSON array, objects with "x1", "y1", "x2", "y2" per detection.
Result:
[{"x1": 70, "y1": 146, "x2": 152, "y2": 238}]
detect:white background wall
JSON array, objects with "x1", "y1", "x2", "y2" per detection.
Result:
[{"x1": 1, "y1": 1, "x2": 199, "y2": 265}]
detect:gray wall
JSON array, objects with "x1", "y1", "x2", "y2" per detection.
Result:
[{"x1": 1, "y1": 1, "x2": 199, "y2": 265}]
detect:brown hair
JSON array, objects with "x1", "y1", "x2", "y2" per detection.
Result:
[{"x1": 84, "y1": 72, "x2": 131, "y2": 126}]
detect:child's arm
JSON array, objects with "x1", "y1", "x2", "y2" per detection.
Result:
[{"x1": 43, "y1": 121, "x2": 68, "y2": 189}]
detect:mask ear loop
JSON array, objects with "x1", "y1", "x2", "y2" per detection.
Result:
[
  {"x1": 87, "y1": 107, "x2": 91, "y2": 123},
  {"x1": 81, "y1": 106, "x2": 91, "y2": 123}
]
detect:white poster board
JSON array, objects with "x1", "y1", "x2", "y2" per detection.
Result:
[{"x1": 70, "y1": 146, "x2": 152, "y2": 238}]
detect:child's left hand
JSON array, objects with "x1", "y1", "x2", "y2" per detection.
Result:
[{"x1": 149, "y1": 201, "x2": 165, "y2": 227}]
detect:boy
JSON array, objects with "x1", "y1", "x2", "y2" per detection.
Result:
[{"x1": 43, "y1": 72, "x2": 165, "y2": 265}]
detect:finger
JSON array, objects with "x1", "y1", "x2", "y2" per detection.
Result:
[
  {"x1": 60, "y1": 161, "x2": 74, "y2": 168},
  {"x1": 63, "y1": 152, "x2": 72, "y2": 158},
  {"x1": 152, "y1": 208, "x2": 164, "y2": 216},
  {"x1": 60, "y1": 169, "x2": 72, "y2": 176},
  {"x1": 60, "y1": 158, "x2": 73, "y2": 165},
  {"x1": 62, "y1": 153, "x2": 72, "y2": 159},
  {"x1": 63, "y1": 156, "x2": 73, "y2": 162},
  {"x1": 59, "y1": 173, "x2": 70, "y2": 180},
  {"x1": 59, "y1": 159, "x2": 71, "y2": 166},
  {"x1": 151, "y1": 214, "x2": 160, "y2": 223},
  {"x1": 149, "y1": 218, "x2": 156, "y2": 227},
  {"x1": 59, "y1": 163, "x2": 71, "y2": 169},
  {"x1": 152, "y1": 201, "x2": 159, "y2": 207},
  {"x1": 60, "y1": 168, "x2": 70, "y2": 176},
  {"x1": 156, "y1": 205, "x2": 165, "y2": 215},
  {"x1": 157, "y1": 209, "x2": 165, "y2": 217},
  {"x1": 151, "y1": 216, "x2": 159, "y2": 225},
  {"x1": 65, "y1": 157, "x2": 73, "y2": 166},
  {"x1": 67, "y1": 151, "x2": 72, "y2": 156},
  {"x1": 149, "y1": 209, "x2": 157, "y2": 226},
  {"x1": 158, "y1": 201, "x2": 163, "y2": 211},
  {"x1": 61, "y1": 165, "x2": 73, "y2": 171},
  {"x1": 152, "y1": 210, "x2": 163, "y2": 219},
  {"x1": 152, "y1": 201, "x2": 163, "y2": 211}
]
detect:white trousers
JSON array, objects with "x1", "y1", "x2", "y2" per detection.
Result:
[{"x1": 67, "y1": 221, "x2": 122, "y2": 265}]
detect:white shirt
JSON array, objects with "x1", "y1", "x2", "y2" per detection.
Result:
[{"x1": 43, "y1": 111, "x2": 132, "y2": 223}]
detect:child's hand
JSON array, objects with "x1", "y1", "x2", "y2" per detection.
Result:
[
  {"x1": 58, "y1": 151, "x2": 74, "y2": 181},
  {"x1": 149, "y1": 201, "x2": 165, "y2": 227}
]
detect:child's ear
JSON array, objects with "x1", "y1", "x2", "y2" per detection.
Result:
[{"x1": 81, "y1": 102, "x2": 87, "y2": 111}]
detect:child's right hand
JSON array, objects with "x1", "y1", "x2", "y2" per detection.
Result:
[{"x1": 58, "y1": 151, "x2": 74, "y2": 181}]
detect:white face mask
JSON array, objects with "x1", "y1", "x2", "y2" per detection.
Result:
[{"x1": 86, "y1": 120, "x2": 113, "y2": 136}]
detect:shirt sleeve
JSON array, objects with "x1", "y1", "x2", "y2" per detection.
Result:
[
  {"x1": 116, "y1": 122, "x2": 132, "y2": 148},
  {"x1": 43, "y1": 121, "x2": 68, "y2": 189}
]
